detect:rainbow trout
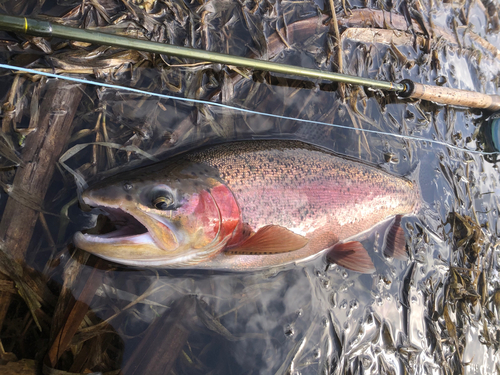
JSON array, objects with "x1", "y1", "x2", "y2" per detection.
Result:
[{"x1": 74, "y1": 140, "x2": 419, "y2": 273}]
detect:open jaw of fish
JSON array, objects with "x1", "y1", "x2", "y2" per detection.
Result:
[
  {"x1": 74, "y1": 198, "x2": 182, "y2": 265},
  {"x1": 74, "y1": 140, "x2": 420, "y2": 273},
  {"x1": 74, "y1": 205, "x2": 167, "y2": 262}
]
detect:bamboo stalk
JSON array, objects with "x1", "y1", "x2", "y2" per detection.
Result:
[
  {"x1": 121, "y1": 296, "x2": 194, "y2": 375},
  {"x1": 0, "y1": 80, "x2": 84, "y2": 329},
  {"x1": 45, "y1": 258, "x2": 104, "y2": 368}
]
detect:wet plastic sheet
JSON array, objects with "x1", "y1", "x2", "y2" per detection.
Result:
[{"x1": 0, "y1": 0, "x2": 500, "y2": 374}]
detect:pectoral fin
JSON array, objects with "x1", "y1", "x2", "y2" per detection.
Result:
[
  {"x1": 226, "y1": 225, "x2": 308, "y2": 255},
  {"x1": 326, "y1": 241, "x2": 375, "y2": 274},
  {"x1": 384, "y1": 215, "x2": 408, "y2": 260}
]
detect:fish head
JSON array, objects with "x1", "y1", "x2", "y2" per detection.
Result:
[{"x1": 74, "y1": 161, "x2": 241, "y2": 266}]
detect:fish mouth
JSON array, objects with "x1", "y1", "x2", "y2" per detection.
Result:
[
  {"x1": 95, "y1": 207, "x2": 149, "y2": 239},
  {"x1": 74, "y1": 194, "x2": 186, "y2": 266},
  {"x1": 74, "y1": 206, "x2": 155, "y2": 246},
  {"x1": 74, "y1": 190, "x2": 161, "y2": 253}
]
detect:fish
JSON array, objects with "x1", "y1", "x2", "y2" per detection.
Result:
[{"x1": 74, "y1": 140, "x2": 419, "y2": 273}]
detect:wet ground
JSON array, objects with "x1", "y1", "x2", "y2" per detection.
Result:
[{"x1": 0, "y1": 0, "x2": 500, "y2": 374}]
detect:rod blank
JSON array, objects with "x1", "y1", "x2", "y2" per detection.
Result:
[
  {"x1": 0, "y1": 14, "x2": 403, "y2": 92},
  {"x1": 1, "y1": 13, "x2": 500, "y2": 111}
]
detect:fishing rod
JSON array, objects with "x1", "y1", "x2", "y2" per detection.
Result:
[
  {"x1": 1, "y1": 13, "x2": 500, "y2": 111},
  {"x1": 2, "y1": 62, "x2": 498, "y2": 157}
]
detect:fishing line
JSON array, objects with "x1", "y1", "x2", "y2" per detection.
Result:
[{"x1": 1, "y1": 63, "x2": 497, "y2": 156}]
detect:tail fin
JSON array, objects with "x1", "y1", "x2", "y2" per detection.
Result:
[{"x1": 384, "y1": 215, "x2": 408, "y2": 260}]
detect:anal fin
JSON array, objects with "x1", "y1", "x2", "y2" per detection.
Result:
[
  {"x1": 226, "y1": 225, "x2": 308, "y2": 255},
  {"x1": 326, "y1": 241, "x2": 375, "y2": 274},
  {"x1": 384, "y1": 215, "x2": 408, "y2": 260}
]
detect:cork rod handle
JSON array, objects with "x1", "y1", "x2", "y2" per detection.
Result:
[{"x1": 400, "y1": 80, "x2": 500, "y2": 111}]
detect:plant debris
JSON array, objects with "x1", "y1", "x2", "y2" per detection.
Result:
[{"x1": 0, "y1": 0, "x2": 499, "y2": 373}]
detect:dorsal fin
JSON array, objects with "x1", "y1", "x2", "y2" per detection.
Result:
[{"x1": 226, "y1": 225, "x2": 308, "y2": 255}]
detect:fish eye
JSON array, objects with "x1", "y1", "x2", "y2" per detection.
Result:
[
  {"x1": 152, "y1": 193, "x2": 175, "y2": 210},
  {"x1": 123, "y1": 182, "x2": 133, "y2": 191}
]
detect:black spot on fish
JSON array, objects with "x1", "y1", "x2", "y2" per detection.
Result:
[{"x1": 125, "y1": 194, "x2": 133, "y2": 201}]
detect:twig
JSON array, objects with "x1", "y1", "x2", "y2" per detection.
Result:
[{"x1": 328, "y1": 0, "x2": 345, "y2": 97}]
